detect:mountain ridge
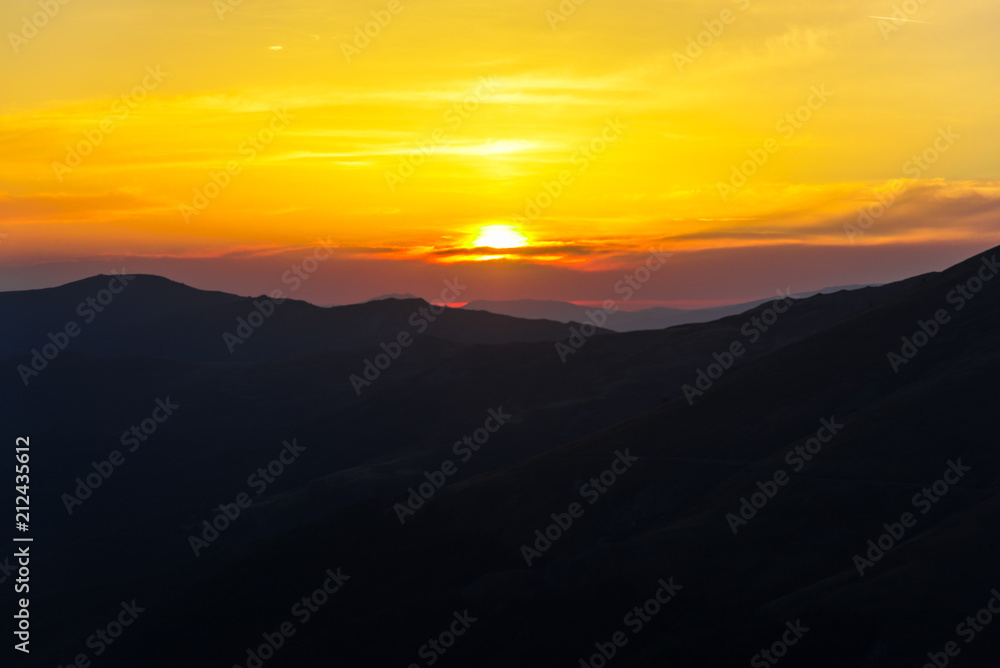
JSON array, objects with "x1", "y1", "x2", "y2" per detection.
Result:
[
  {"x1": 461, "y1": 284, "x2": 877, "y2": 332},
  {"x1": 0, "y1": 274, "x2": 611, "y2": 363}
]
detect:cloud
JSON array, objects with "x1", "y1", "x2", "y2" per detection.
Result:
[{"x1": 0, "y1": 189, "x2": 171, "y2": 224}]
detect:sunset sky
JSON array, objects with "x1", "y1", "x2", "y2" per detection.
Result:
[{"x1": 2, "y1": 0, "x2": 999, "y2": 306}]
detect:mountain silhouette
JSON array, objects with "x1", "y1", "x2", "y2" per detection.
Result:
[
  {"x1": 462, "y1": 285, "x2": 875, "y2": 332},
  {"x1": 5, "y1": 247, "x2": 999, "y2": 667},
  {"x1": 0, "y1": 275, "x2": 608, "y2": 363}
]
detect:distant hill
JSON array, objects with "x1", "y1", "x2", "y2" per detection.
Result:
[
  {"x1": 462, "y1": 285, "x2": 873, "y2": 332},
  {"x1": 0, "y1": 275, "x2": 609, "y2": 362},
  {"x1": 367, "y1": 292, "x2": 420, "y2": 301}
]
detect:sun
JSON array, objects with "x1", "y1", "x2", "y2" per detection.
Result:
[{"x1": 472, "y1": 224, "x2": 529, "y2": 249}]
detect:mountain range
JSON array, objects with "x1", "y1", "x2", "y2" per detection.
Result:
[
  {"x1": 4, "y1": 247, "x2": 999, "y2": 667},
  {"x1": 461, "y1": 285, "x2": 873, "y2": 332}
]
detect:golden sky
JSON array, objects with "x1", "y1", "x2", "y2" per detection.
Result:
[{"x1": 1, "y1": 0, "x2": 999, "y2": 302}]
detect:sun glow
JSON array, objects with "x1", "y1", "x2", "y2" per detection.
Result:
[{"x1": 472, "y1": 224, "x2": 529, "y2": 249}]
